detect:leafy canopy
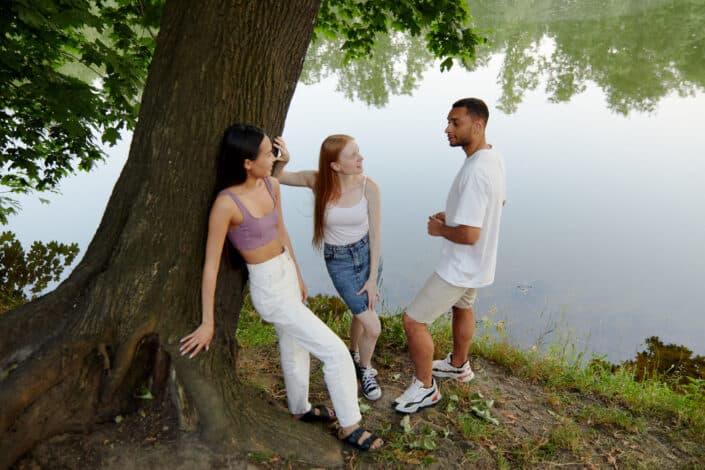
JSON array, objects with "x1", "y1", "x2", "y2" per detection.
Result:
[
  {"x1": 315, "y1": 0, "x2": 484, "y2": 71},
  {"x1": 0, "y1": 231, "x2": 79, "y2": 313},
  {"x1": 0, "y1": 0, "x2": 484, "y2": 223},
  {"x1": 0, "y1": 0, "x2": 162, "y2": 224}
]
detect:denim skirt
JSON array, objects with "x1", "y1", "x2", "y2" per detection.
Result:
[{"x1": 323, "y1": 233, "x2": 382, "y2": 314}]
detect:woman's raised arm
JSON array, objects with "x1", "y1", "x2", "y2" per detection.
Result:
[{"x1": 271, "y1": 136, "x2": 317, "y2": 188}]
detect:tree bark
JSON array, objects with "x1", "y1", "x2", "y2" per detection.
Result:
[{"x1": 0, "y1": 0, "x2": 342, "y2": 467}]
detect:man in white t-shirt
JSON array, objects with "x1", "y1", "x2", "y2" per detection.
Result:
[{"x1": 393, "y1": 98, "x2": 506, "y2": 414}]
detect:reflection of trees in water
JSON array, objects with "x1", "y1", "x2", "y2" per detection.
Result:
[
  {"x1": 471, "y1": 0, "x2": 705, "y2": 114},
  {"x1": 301, "y1": 33, "x2": 434, "y2": 107},
  {"x1": 614, "y1": 336, "x2": 705, "y2": 387},
  {"x1": 303, "y1": 0, "x2": 705, "y2": 114}
]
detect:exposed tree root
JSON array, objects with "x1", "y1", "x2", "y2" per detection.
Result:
[
  {"x1": 0, "y1": 338, "x2": 102, "y2": 468},
  {"x1": 100, "y1": 318, "x2": 158, "y2": 403},
  {"x1": 1, "y1": 332, "x2": 346, "y2": 468}
]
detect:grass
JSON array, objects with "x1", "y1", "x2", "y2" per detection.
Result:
[
  {"x1": 235, "y1": 295, "x2": 276, "y2": 348},
  {"x1": 467, "y1": 308, "x2": 705, "y2": 434},
  {"x1": 235, "y1": 293, "x2": 705, "y2": 467},
  {"x1": 573, "y1": 404, "x2": 646, "y2": 433}
]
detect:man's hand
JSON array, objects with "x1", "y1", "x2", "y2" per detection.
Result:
[
  {"x1": 430, "y1": 211, "x2": 446, "y2": 223},
  {"x1": 428, "y1": 215, "x2": 445, "y2": 237}
]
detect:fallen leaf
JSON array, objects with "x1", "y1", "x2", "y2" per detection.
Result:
[
  {"x1": 400, "y1": 415, "x2": 412, "y2": 433},
  {"x1": 606, "y1": 453, "x2": 617, "y2": 466}
]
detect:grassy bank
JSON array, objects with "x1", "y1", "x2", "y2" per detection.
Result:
[{"x1": 237, "y1": 293, "x2": 705, "y2": 468}]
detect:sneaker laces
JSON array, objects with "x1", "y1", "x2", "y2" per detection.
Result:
[{"x1": 361, "y1": 367, "x2": 379, "y2": 391}]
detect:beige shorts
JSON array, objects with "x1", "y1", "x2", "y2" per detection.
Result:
[{"x1": 406, "y1": 272, "x2": 477, "y2": 324}]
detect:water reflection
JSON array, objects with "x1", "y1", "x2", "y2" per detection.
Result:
[
  {"x1": 469, "y1": 0, "x2": 705, "y2": 114},
  {"x1": 301, "y1": 34, "x2": 434, "y2": 107},
  {"x1": 286, "y1": 0, "x2": 705, "y2": 362},
  {"x1": 303, "y1": 0, "x2": 705, "y2": 115}
]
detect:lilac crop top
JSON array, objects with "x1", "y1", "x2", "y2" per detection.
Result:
[{"x1": 220, "y1": 177, "x2": 279, "y2": 251}]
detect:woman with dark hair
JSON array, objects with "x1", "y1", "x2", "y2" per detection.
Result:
[
  {"x1": 180, "y1": 124, "x2": 382, "y2": 452},
  {"x1": 274, "y1": 135, "x2": 383, "y2": 402}
]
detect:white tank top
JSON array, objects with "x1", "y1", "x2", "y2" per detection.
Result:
[{"x1": 323, "y1": 177, "x2": 369, "y2": 246}]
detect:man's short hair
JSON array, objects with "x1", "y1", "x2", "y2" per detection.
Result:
[{"x1": 452, "y1": 98, "x2": 489, "y2": 125}]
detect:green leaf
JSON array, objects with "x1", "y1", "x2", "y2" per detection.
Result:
[
  {"x1": 422, "y1": 436, "x2": 436, "y2": 450},
  {"x1": 102, "y1": 127, "x2": 120, "y2": 145},
  {"x1": 400, "y1": 415, "x2": 412, "y2": 433},
  {"x1": 358, "y1": 399, "x2": 371, "y2": 414}
]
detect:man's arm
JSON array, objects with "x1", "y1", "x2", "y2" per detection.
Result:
[{"x1": 427, "y1": 216, "x2": 480, "y2": 245}]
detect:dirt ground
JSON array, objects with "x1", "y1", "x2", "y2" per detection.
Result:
[{"x1": 13, "y1": 343, "x2": 704, "y2": 469}]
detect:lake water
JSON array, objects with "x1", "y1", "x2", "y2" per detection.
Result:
[{"x1": 7, "y1": 0, "x2": 705, "y2": 361}]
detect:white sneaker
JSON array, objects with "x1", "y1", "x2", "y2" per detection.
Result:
[
  {"x1": 393, "y1": 378, "x2": 441, "y2": 414},
  {"x1": 432, "y1": 353, "x2": 475, "y2": 383},
  {"x1": 360, "y1": 366, "x2": 382, "y2": 401}
]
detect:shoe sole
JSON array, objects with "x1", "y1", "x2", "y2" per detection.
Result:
[
  {"x1": 432, "y1": 369, "x2": 475, "y2": 383},
  {"x1": 363, "y1": 389, "x2": 382, "y2": 401},
  {"x1": 394, "y1": 390, "x2": 442, "y2": 414}
]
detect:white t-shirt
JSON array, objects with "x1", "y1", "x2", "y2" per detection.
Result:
[{"x1": 436, "y1": 147, "x2": 506, "y2": 288}]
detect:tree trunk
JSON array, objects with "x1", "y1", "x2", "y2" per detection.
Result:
[{"x1": 0, "y1": 0, "x2": 342, "y2": 466}]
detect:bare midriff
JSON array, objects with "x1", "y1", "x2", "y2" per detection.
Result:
[{"x1": 239, "y1": 237, "x2": 284, "y2": 265}]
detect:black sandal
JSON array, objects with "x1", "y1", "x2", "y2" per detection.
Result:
[
  {"x1": 299, "y1": 404, "x2": 337, "y2": 423},
  {"x1": 342, "y1": 427, "x2": 384, "y2": 452}
]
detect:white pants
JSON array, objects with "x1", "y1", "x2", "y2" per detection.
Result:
[{"x1": 248, "y1": 249, "x2": 361, "y2": 427}]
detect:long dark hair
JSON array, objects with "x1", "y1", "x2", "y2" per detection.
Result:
[
  {"x1": 214, "y1": 124, "x2": 265, "y2": 268},
  {"x1": 215, "y1": 124, "x2": 265, "y2": 191}
]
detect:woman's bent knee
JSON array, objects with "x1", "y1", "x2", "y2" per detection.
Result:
[
  {"x1": 365, "y1": 319, "x2": 381, "y2": 339},
  {"x1": 357, "y1": 309, "x2": 382, "y2": 337},
  {"x1": 318, "y1": 334, "x2": 351, "y2": 362}
]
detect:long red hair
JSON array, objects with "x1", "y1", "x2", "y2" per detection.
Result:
[{"x1": 313, "y1": 134, "x2": 353, "y2": 248}]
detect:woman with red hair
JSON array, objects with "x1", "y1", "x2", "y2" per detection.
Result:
[{"x1": 275, "y1": 135, "x2": 383, "y2": 402}]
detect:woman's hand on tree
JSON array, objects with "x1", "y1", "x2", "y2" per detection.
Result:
[
  {"x1": 356, "y1": 279, "x2": 378, "y2": 311},
  {"x1": 179, "y1": 323, "x2": 214, "y2": 358}
]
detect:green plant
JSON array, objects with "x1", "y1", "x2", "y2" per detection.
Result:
[
  {"x1": 573, "y1": 404, "x2": 645, "y2": 433},
  {"x1": 0, "y1": 231, "x2": 79, "y2": 313},
  {"x1": 547, "y1": 422, "x2": 584, "y2": 455},
  {"x1": 235, "y1": 293, "x2": 276, "y2": 347}
]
